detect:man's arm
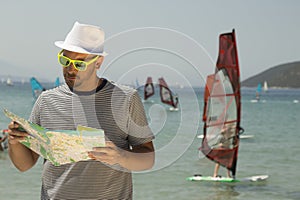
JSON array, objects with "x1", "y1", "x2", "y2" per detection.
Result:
[
  {"x1": 7, "y1": 121, "x2": 39, "y2": 172},
  {"x1": 121, "y1": 141, "x2": 155, "y2": 171},
  {"x1": 88, "y1": 141, "x2": 155, "y2": 171}
]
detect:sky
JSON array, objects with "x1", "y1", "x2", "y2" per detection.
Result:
[{"x1": 0, "y1": 0, "x2": 299, "y2": 87}]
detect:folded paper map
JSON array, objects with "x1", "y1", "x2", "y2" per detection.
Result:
[{"x1": 3, "y1": 109, "x2": 105, "y2": 166}]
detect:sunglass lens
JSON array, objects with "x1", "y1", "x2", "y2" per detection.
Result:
[
  {"x1": 74, "y1": 62, "x2": 86, "y2": 71},
  {"x1": 59, "y1": 56, "x2": 70, "y2": 66}
]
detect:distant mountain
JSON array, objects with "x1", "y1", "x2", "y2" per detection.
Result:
[
  {"x1": 242, "y1": 61, "x2": 300, "y2": 88},
  {"x1": 0, "y1": 59, "x2": 54, "y2": 83}
]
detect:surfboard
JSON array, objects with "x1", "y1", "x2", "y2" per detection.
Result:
[
  {"x1": 169, "y1": 107, "x2": 179, "y2": 112},
  {"x1": 186, "y1": 175, "x2": 269, "y2": 182},
  {"x1": 239, "y1": 135, "x2": 254, "y2": 139},
  {"x1": 197, "y1": 134, "x2": 254, "y2": 139}
]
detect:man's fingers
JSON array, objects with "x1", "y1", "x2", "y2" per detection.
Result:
[
  {"x1": 7, "y1": 121, "x2": 29, "y2": 145},
  {"x1": 8, "y1": 121, "x2": 17, "y2": 129}
]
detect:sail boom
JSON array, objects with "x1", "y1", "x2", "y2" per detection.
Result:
[
  {"x1": 205, "y1": 119, "x2": 239, "y2": 128},
  {"x1": 209, "y1": 93, "x2": 239, "y2": 98}
]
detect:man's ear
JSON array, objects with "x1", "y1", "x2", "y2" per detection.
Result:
[{"x1": 95, "y1": 56, "x2": 104, "y2": 69}]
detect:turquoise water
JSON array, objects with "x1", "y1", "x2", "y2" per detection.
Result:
[{"x1": 0, "y1": 83, "x2": 300, "y2": 200}]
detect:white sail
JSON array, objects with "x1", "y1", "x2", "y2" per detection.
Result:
[
  {"x1": 263, "y1": 81, "x2": 268, "y2": 92},
  {"x1": 6, "y1": 77, "x2": 13, "y2": 86}
]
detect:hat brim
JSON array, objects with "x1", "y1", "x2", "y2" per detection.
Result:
[{"x1": 55, "y1": 41, "x2": 108, "y2": 56}]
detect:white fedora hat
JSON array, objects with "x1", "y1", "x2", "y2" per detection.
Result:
[{"x1": 55, "y1": 21, "x2": 108, "y2": 56}]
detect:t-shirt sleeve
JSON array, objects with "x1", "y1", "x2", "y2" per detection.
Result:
[
  {"x1": 29, "y1": 95, "x2": 42, "y2": 125},
  {"x1": 127, "y1": 91, "x2": 154, "y2": 146}
]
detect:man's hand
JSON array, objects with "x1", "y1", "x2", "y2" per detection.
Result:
[
  {"x1": 88, "y1": 140, "x2": 154, "y2": 171},
  {"x1": 88, "y1": 141, "x2": 125, "y2": 166},
  {"x1": 7, "y1": 121, "x2": 29, "y2": 145}
]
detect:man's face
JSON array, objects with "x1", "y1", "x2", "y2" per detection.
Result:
[{"x1": 61, "y1": 50, "x2": 100, "y2": 90}]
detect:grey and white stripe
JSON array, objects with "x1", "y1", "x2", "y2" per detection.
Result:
[{"x1": 30, "y1": 79, "x2": 154, "y2": 200}]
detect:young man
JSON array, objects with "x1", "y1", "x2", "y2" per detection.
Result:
[
  {"x1": 0, "y1": 129, "x2": 8, "y2": 151},
  {"x1": 7, "y1": 21, "x2": 155, "y2": 199},
  {"x1": 212, "y1": 124, "x2": 235, "y2": 178}
]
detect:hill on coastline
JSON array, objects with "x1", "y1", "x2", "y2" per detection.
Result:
[{"x1": 242, "y1": 61, "x2": 300, "y2": 88}]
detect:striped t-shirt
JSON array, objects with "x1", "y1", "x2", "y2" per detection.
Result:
[{"x1": 30, "y1": 79, "x2": 154, "y2": 200}]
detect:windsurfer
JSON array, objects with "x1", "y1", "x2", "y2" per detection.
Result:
[
  {"x1": 213, "y1": 124, "x2": 233, "y2": 178},
  {"x1": 213, "y1": 163, "x2": 231, "y2": 178},
  {"x1": 0, "y1": 129, "x2": 8, "y2": 151}
]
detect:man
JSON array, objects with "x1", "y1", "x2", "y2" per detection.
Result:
[
  {"x1": 213, "y1": 124, "x2": 234, "y2": 178},
  {"x1": 0, "y1": 129, "x2": 8, "y2": 151},
  {"x1": 7, "y1": 21, "x2": 155, "y2": 199}
]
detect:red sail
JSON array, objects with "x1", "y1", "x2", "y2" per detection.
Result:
[
  {"x1": 202, "y1": 74, "x2": 215, "y2": 122},
  {"x1": 144, "y1": 77, "x2": 155, "y2": 100},
  {"x1": 200, "y1": 29, "x2": 241, "y2": 177},
  {"x1": 158, "y1": 77, "x2": 178, "y2": 109}
]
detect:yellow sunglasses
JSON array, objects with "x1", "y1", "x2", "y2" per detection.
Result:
[{"x1": 57, "y1": 50, "x2": 99, "y2": 71}]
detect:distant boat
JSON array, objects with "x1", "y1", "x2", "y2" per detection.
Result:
[
  {"x1": 144, "y1": 77, "x2": 155, "y2": 102},
  {"x1": 135, "y1": 78, "x2": 140, "y2": 89},
  {"x1": 263, "y1": 81, "x2": 268, "y2": 92},
  {"x1": 158, "y1": 77, "x2": 179, "y2": 111},
  {"x1": 30, "y1": 77, "x2": 45, "y2": 99},
  {"x1": 54, "y1": 77, "x2": 60, "y2": 87},
  {"x1": 250, "y1": 83, "x2": 262, "y2": 103},
  {"x1": 256, "y1": 83, "x2": 262, "y2": 100},
  {"x1": 6, "y1": 77, "x2": 13, "y2": 86}
]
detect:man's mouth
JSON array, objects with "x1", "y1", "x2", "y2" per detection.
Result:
[{"x1": 66, "y1": 75, "x2": 77, "y2": 81}]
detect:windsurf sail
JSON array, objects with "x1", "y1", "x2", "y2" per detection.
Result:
[
  {"x1": 200, "y1": 29, "x2": 242, "y2": 178},
  {"x1": 135, "y1": 78, "x2": 140, "y2": 89},
  {"x1": 144, "y1": 77, "x2": 155, "y2": 100},
  {"x1": 30, "y1": 77, "x2": 45, "y2": 99},
  {"x1": 158, "y1": 77, "x2": 179, "y2": 109},
  {"x1": 256, "y1": 83, "x2": 262, "y2": 100},
  {"x1": 202, "y1": 74, "x2": 215, "y2": 122},
  {"x1": 54, "y1": 77, "x2": 60, "y2": 87}
]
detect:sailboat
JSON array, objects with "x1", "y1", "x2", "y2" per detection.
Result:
[
  {"x1": 187, "y1": 29, "x2": 268, "y2": 182},
  {"x1": 158, "y1": 77, "x2": 179, "y2": 111},
  {"x1": 263, "y1": 81, "x2": 268, "y2": 92},
  {"x1": 54, "y1": 77, "x2": 60, "y2": 87},
  {"x1": 135, "y1": 78, "x2": 140, "y2": 89},
  {"x1": 6, "y1": 77, "x2": 13, "y2": 86},
  {"x1": 256, "y1": 83, "x2": 262, "y2": 100},
  {"x1": 30, "y1": 77, "x2": 45, "y2": 99},
  {"x1": 144, "y1": 77, "x2": 155, "y2": 102},
  {"x1": 251, "y1": 83, "x2": 264, "y2": 103}
]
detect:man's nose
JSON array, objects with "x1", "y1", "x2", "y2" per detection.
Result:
[{"x1": 66, "y1": 63, "x2": 78, "y2": 72}]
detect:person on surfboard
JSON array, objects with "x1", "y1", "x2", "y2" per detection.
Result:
[
  {"x1": 0, "y1": 129, "x2": 8, "y2": 151},
  {"x1": 213, "y1": 124, "x2": 234, "y2": 178}
]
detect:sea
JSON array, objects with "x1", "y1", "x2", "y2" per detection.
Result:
[{"x1": 0, "y1": 82, "x2": 300, "y2": 200}]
